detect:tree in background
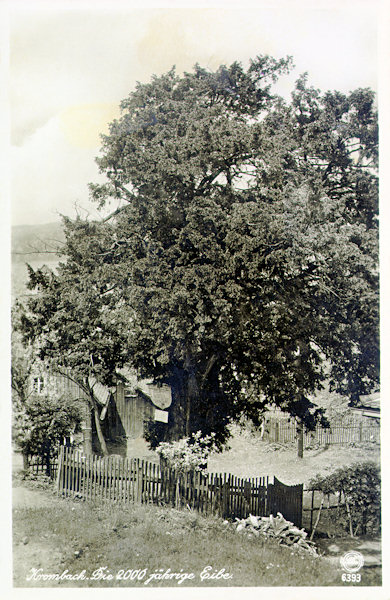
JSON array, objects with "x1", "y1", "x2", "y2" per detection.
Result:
[
  {"x1": 16, "y1": 56, "x2": 379, "y2": 449},
  {"x1": 13, "y1": 221, "x2": 132, "y2": 455}
]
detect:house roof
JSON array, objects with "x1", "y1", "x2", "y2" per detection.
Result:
[
  {"x1": 355, "y1": 392, "x2": 380, "y2": 412},
  {"x1": 117, "y1": 366, "x2": 172, "y2": 410},
  {"x1": 136, "y1": 380, "x2": 172, "y2": 410},
  {"x1": 88, "y1": 376, "x2": 112, "y2": 407},
  {"x1": 89, "y1": 368, "x2": 172, "y2": 412}
]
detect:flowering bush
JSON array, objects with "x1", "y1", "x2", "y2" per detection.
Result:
[{"x1": 156, "y1": 431, "x2": 215, "y2": 473}]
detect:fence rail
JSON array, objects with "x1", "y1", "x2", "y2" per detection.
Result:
[
  {"x1": 56, "y1": 447, "x2": 303, "y2": 526},
  {"x1": 263, "y1": 420, "x2": 380, "y2": 445}
]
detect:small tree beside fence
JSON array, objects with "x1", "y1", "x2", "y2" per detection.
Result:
[
  {"x1": 306, "y1": 462, "x2": 380, "y2": 538},
  {"x1": 13, "y1": 393, "x2": 82, "y2": 477}
]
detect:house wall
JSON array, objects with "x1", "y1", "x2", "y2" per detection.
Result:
[{"x1": 111, "y1": 383, "x2": 155, "y2": 458}]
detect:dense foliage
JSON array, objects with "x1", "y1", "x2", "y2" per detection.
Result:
[
  {"x1": 308, "y1": 462, "x2": 381, "y2": 535},
  {"x1": 16, "y1": 55, "x2": 379, "y2": 447},
  {"x1": 13, "y1": 393, "x2": 82, "y2": 468}
]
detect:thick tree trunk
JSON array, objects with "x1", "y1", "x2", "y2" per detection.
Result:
[
  {"x1": 185, "y1": 350, "x2": 201, "y2": 437},
  {"x1": 185, "y1": 393, "x2": 191, "y2": 437}
]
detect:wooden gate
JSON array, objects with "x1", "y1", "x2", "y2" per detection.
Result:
[{"x1": 267, "y1": 477, "x2": 303, "y2": 527}]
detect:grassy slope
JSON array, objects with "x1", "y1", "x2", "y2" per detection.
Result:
[
  {"x1": 14, "y1": 495, "x2": 346, "y2": 588},
  {"x1": 12, "y1": 437, "x2": 382, "y2": 589}
]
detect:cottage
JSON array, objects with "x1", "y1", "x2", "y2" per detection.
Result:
[{"x1": 25, "y1": 365, "x2": 172, "y2": 458}]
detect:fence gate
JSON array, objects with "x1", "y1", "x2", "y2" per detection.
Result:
[{"x1": 267, "y1": 477, "x2": 303, "y2": 528}]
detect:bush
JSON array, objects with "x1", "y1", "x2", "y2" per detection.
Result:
[
  {"x1": 156, "y1": 431, "x2": 216, "y2": 473},
  {"x1": 308, "y1": 462, "x2": 381, "y2": 535},
  {"x1": 13, "y1": 394, "x2": 82, "y2": 472},
  {"x1": 143, "y1": 419, "x2": 167, "y2": 450}
]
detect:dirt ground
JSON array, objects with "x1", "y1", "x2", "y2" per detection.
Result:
[
  {"x1": 12, "y1": 452, "x2": 64, "y2": 585},
  {"x1": 207, "y1": 426, "x2": 380, "y2": 486}
]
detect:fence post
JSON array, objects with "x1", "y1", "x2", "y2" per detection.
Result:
[
  {"x1": 297, "y1": 420, "x2": 304, "y2": 458},
  {"x1": 309, "y1": 489, "x2": 314, "y2": 531},
  {"x1": 56, "y1": 446, "x2": 64, "y2": 496}
]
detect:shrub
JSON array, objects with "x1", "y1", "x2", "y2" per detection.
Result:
[
  {"x1": 308, "y1": 462, "x2": 381, "y2": 536},
  {"x1": 156, "y1": 431, "x2": 216, "y2": 473},
  {"x1": 143, "y1": 419, "x2": 167, "y2": 450},
  {"x1": 13, "y1": 394, "x2": 82, "y2": 473}
]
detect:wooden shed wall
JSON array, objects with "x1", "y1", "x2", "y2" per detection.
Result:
[{"x1": 114, "y1": 384, "x2": 154, "y2": 440}]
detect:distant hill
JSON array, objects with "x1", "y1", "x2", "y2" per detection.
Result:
[
  {"x1": 11, "y1": 222, "x2": 65, "y2": 301},
  {"x1": 12, "y1": 222, "x2": 65, "y2": 262}
]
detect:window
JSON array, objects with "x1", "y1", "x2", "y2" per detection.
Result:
[{"x1": 33, "y1": 376, "x2": 45, "y2": 394}]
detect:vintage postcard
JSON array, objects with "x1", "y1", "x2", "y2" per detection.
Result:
[{"x1": 3, "y1": 1, "x2": 389, "y2": 598}]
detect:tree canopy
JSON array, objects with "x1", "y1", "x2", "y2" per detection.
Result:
[{"x1": 16, "y1": 55, "x2": 379, "y2": 447}]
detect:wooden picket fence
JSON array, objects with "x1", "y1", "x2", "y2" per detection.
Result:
[
  {"x1": 56, "y1": 446, "x2": 303, "y2": 526},
  {"x1": 264, "y1": 419, "x2": 380, "y2": 445}
]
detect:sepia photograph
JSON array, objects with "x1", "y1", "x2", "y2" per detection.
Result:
[{"x1": 4, "y1": 0, "x2": 388, "y2": 597}]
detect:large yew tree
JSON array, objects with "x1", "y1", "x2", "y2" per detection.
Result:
[{"x1": 17, "y1": 56, "x2": 379, "y2": 447}]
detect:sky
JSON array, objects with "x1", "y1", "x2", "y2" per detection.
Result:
[{"x1": 5, "y1": 0, "x2": 383, "y2": 226}]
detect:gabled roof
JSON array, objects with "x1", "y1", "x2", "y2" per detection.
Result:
[
  {"x1": 117, "y1": 366, "x2": 172, "y2": 410},
  {"x1": 88, "y1": 376, "x2": 112, "y2": 407},
  {"x1": 88, "y1": 369, "x2": 172, "y2": 413},
  {"x1": 355, "y1": 392, "x2": 380, "y2": 412},
  {"x1": 135, "y1": 380, "x2": 172, "y2": 410}
]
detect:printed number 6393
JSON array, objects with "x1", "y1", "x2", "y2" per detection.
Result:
[{"x1": 342, "y1": 573, "x2": 361, "y2": 583}]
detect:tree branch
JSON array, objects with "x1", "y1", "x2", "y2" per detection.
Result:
[{"x1": 101, "y1": 204, "x2": 130, "y2": 223}]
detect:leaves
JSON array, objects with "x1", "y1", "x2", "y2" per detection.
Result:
[
  {"x1": 308, "y1": 463, "x2": 381, "y2": 534},
  {"x1": 156, "y1": 431, "x2": 215, "y2": 473},
  {"x1": 13, "y1": 393, "x2": 82, "y2": 459},
  {"x1": 15, "y1": 55, "x2": 379, "y2": 446}
]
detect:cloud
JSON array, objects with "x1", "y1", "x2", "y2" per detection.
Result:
[
  {"x1": 10, "y1": 5, "x2": 378, "y2": 225},
  {"x1": 12, "y1": 115, "x2": 105, "y2": 225},
  {"x1": 10, "y1": 9, "x2": 147, "y2": 146},
  {"x1": 60, "y1": 103, "x2": 121, "y2": 149}
]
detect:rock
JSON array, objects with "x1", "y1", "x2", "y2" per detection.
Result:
[
  {"x1": 22, "y1": 537, "x2": 29, "y2": 545},
  {"x1": 327, "y1": 544, "x2": 340, "y2": 554},
  {"x1": 74, "y1": 550, "x2": 82, "y2": 558}
]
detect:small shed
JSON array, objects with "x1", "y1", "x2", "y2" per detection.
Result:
[{"x1": 101, "y1": 377, "x2": 172, "y2": 457}]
